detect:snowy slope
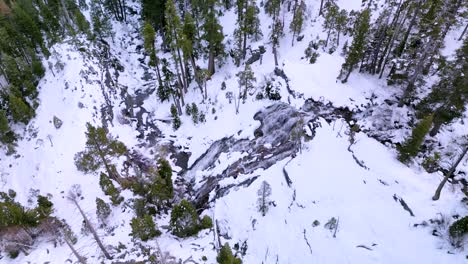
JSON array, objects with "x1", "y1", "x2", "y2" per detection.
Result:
[{"x1": 1, "y1": 0, "x2": 467, "y2": 263}]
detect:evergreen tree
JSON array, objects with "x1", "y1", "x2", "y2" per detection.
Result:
[
  {"x1": 398, "y1": 113, "x2": 434, "y2": 163},
  {"x1": 90, "y1": 0, "x2": 113, "y2": 40},
  {"x1": 96, "y1": 197, "x2": 111, "y2": 224},
  {"x1": 74, "y1": 123, "x2": 128, "y2": 182},
  {"x1": 165, "y1": 0, "x2": 187, "y2": 104},
  {"x1": 322, "y1": 0, "x2": 339, "y2": 48},
  {"x1": 236, "y1": 64, "x2": 256, "y2": 110},
  {"x1": 149, "y1": 158, "x2": 174, "y2": 206},
  {"x1": 142, "y1": 22, "x2": 163, "y2": 88},
  {"x1": 142, "y1": 0, "x2": 166, "y2": 32},
  {"x1": 234, "y1": 0, "x2": 262, "y2": 63},
  {"x1": 417, "y1": 39, "x2": 468, "y2": 136},
  {"x1": 265, "y1": 0, "x2": 283, "y2": 66},
  {"x1": 217, "y1": 243, "x2": 242, "y2": 264},
  {"x1": 202, "y1": 0, "x2": 225, "y2": 75},
  {"x1": 0, "y1": 110, "x2": 13, "y2": 144},
  {"x1": 257, "y1": 180, "x2": 272, "y2": 216},
  {"x1": 170, "y1": 104, "x2": 181, "y2": 130},
  {"x1": 170, "y1": 199, "x2": 200, "y2": 237},
  {"x1": 398, "y1": 0, "x2": 463, "y2": 106},
  {"x1": 290, "y1": 0, "x2": 306, "y2": 46},
  {"x1": 99, "y1": 173, "x2": 124, "y2": 205},
  {"x1": 338, "y1": 9, "x2": 371, "y2": 83},
  {"x1": 102, "y1": 0, "x2": 127, "y2": 22},
  {"x1": 130, "y1": 214, "x2": 161, "y2": 241},
  {"x1": 8, "y1": 93, "x2": 34, "y2": 124}
]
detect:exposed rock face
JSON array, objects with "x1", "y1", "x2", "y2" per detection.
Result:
[
  {"x1": 0, "y1": 226, "x2": 33, "y2": 254},
  {"x1": 183, "y1": 100, "x2": 356, "y2": 209}
]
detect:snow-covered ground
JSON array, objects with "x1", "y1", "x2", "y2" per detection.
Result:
[{"x1": 1, "y1": 0, "x2": 467, "y2": 263}]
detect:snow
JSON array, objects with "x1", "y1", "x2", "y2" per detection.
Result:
[
  {"x1": 1, "y1": 0, "x2": 467, "y2": 263},
  {"x1": 214, "y1": 119, "x2": 466, "y2": 264}
]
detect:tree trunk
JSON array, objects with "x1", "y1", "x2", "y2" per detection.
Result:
[
  {"x1": 432, "y1": 146, "x2": 468, "y2": 200},
  {"x1": 398, "y1": 40, "x2": 437, "y2": 106},
  {"x1": 341, "y1": 65, "x2": 353, "y2": 83},
  {"x1": 395, "y1": 1, "x2": 422, "y2": 58},
  {"x1": 378, "y1": 7, "x2": 408, "y2": 78},
  {"x1": 242, "y1": 31, "x2": 247, "y2": 60},
  {"x1": 325, "y1": 27, "x2": 332, "y2": 47},
  {"x1": 319, "y1": 0, "x2": 325, "y2": 16},
  {"x1": 60, "y1": 0, "x2": 74, "y2": 30},
  {"x1": 172, "y1": 93, "x2": 182, "y2": 115},
  {"x1": 459, "y1": 23, "x2": 467, "y2": 41},
  {"x1": 89, "y1": 133, "x2": 120, "y2": 183},
  {"x1": 273, "y1": 44, "x2": 278, "y2": 66},
  {"x1": 172, "y1": 56, "x2": 185, "y2": 107},
  {"x1": 71, "y1": 199, "x2": 112, "y2": 260},
  {"x1": 64, "y1": 236, "x2": 87, "y2": 264},
  {"x1": 208, "y1": 49, "x2": 215, "y2": 75},
  {"x1": 175, "y1": 48, "x2": 187, "y2": 93},
  {"x1": 154, "y1": 59, "x2": 163, "y2": 88},
  {"x1": 190, "y1": 55, "x2": 203, "y2": 95}
]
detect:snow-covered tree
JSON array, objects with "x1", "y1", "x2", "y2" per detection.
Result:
[{"x1": 257, "y1": 180, "x2": 272, "y2": 216}]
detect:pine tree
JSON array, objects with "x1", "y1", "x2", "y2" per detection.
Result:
[
  {"x1": 0, "y1": 110, "x2": 13, "y2": 144},
  {"x1": 130, "y1": 215, "x2": 161, "y2": 241},
  {"x1": 8, "y1": 93, "x2": 34, "y2": 124},
  {"x1": 170, "y1": 199, "x2": 200, "y2": 237},
  {"x1": 143, "y1": 22, "x2": 163, "y2": 88},
  {"x1": 99, "y1": 173, "x2": 124, "y2": 205},
  {"x1": 170, "y1": 104, "x2": 181, "y2": 130},
  {"x1": 322, "y1": 0, "x2": 339, "y2": 48},
  {"x1": 398, "y1": 0, "x2": 463, "y2": 106},
  {"x1": 417, "y1": 39, "x2": 468, "y2": 136},
  {"x1": 149, "y1": 158, "x2": 174, "y2": 206},
  {"x1": 257, "y1": 180, "x2": 272, "y2": 216},
  {"x1": 290, "y1": 0, "x2": 306, "y2": 46},
  {"x1": 265, "y1": 0, "x2": 282, "y2": 66},
  {"x1": 202, "y1": 0, "x2": 225, "y2": 75},
  {"x1": 182, "y1": 12, "x2": 203, "y2": 93},
  {"x1": 74, "y1": 123, "x2": 127, "y2": 182},
  {"x1": 398, "y1": 113, "x2": 434, "y2": 163},
  {"x1": 234, "y1": 0, "x2": 262, "y2": 63},
  {"x1": 236, "y1": 64, "x2": 256, "y2": 113},
  {"x1": 217, "y1": 243, "x2": 242, "y2": 264},
  {"x1": 102, "y1": 0, "x2": 127, "y2": 22},
  {"x1": 90, "y1": 0, "x2": 113, "y2": 40},
  {"x1": 165, "y1": 0, "x2": 187, "y2": 104},
  {"x1": 338, "y1": 9, "x2": 371, "y2": 83},
  {"x1": 142, "y1": 0, "x2": 166, "y2": 32},
  {"x1": 96, "y1": 198, "x2": 111, "y2": 224}
]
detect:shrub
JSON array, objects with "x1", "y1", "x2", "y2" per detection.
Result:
[
  {"x1": 149, "y1": 159, "x2": 174, "y2": 203},
  {"x1": 157, "y1": 84, "x2": 171, "y2": 102},
  {"x1": 99, "y1": 173, "x2": 123, "y2": 205},
  {"x1": 170, "y1": 199, "x2": 200, "y2": 237},
  {"x1": 398, "y1": 114, "x2": 434, "y2": 163},
  {"x1": 217, "y1": 243, "x2": 242, "y2": 264},
  {"x1": 96, "y1": 198, "x2": 111, "y2": 223},
  {"x1": 449, "y1": 216, "x2": 468, "y2": 239},
  {"x1": 199, "y1": 112, "x2": 206, "y2": 123},
  {"x1": 170, "y1": 104, "x2": 181, "y2": 130},
  {"x1": 8, "y1": 250, "x2": 19, "y2": 259},
  {"x1": 200, "y1": 215, "x2": 213, "y2": 229},
  {"x1": 130, "y1": 215, "x2": 161, "y2": 241},
  {"x1": 37, "y1": 195, "x2": 53, "y2": 218},
  {"x1": 191, "y1": 103, "x2": 199, "y2": 124},
  {"x1": 264, "y1": 81, "x2": 281, "y2": 101},
  {"x1": 185, "y1": 104, "x2": 192, "y2": 116}
]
